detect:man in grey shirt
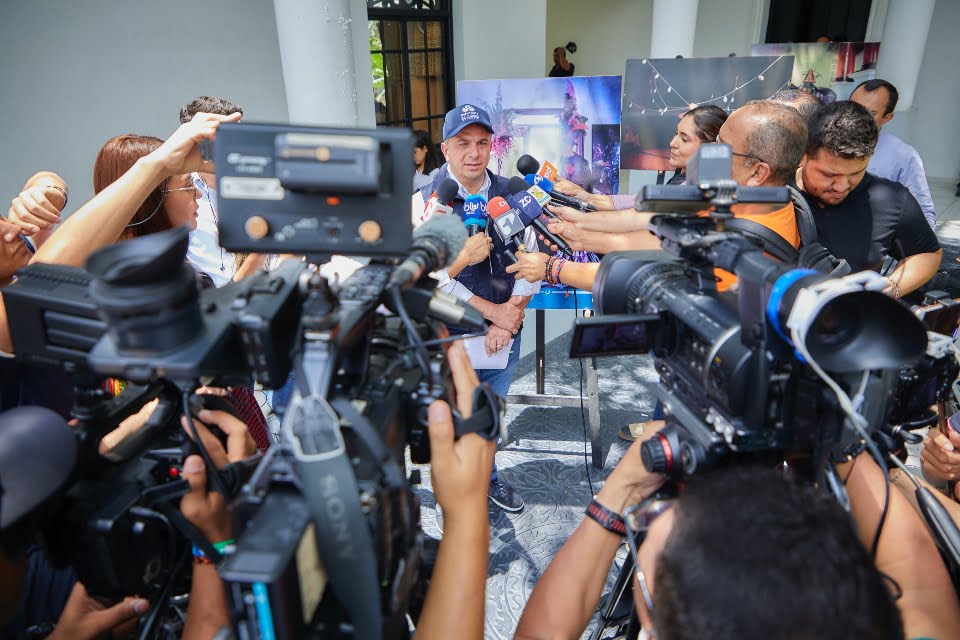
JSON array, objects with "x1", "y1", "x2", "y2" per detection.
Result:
[{"x1": 851, "y1": 79, "x2": 937, "y2": 228}]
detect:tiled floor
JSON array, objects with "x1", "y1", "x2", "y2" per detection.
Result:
[{"x1": 413, "y1": 178, "x2": 960, "y2": 640}]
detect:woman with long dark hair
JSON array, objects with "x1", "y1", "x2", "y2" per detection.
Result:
[{"x1": 412, "y1": 129, "x2": 442, "y2": 192}]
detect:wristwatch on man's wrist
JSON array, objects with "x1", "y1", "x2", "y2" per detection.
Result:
[{"x1": 586, "y1": 496, "x2": 627, "y2": 536}]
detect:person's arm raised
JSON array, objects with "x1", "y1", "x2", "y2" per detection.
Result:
[
  {"x1": 516, "y1": 425, "x2": 666, "y2": 639},
  {"x1": 415, "y1": 343, "x2": 495, "y2": 640},
  {"x1": 31, "y1": 112, "x2": 241, "y2": 268},
  {"x1": 548, "y1": 204, "x2": 653, "y2": 234}
]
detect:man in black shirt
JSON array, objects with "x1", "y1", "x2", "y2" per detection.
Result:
[
  {"x1": 549, "y1": 47, "x2": 574, "y2": 77},
  {"x1": 796, "y1": 101, "x2": 941, "y2": 298}
]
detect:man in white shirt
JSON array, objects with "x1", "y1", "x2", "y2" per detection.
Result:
[
  {"x1": 179, "y1": 96, "x2": 242, "y2": 286},
  {"x1": 414, "y1": 104, "x2": 540, "y2": 513},
  {"x1": 851, "y1": 80, "x2": 937, "y2": 228}
]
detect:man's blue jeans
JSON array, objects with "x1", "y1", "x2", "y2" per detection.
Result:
[{"x1": 475, "y1": 333, "x2": 521, "y2": 482}]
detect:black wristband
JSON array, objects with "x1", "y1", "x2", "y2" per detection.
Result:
[
  {"x1": 586, "y1": 497, "x2": 627, "y2": 536},
  {"x1": 840, "y1": 439, "x2": 868, "y2": 460}
]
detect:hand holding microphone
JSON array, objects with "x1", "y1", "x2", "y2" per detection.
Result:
[
  {"x1": 505, "y1": 178, "x2": 574, "y2": 256},
  {"x1": 516, "y1": 154, "x2": 598, "y2": 212},
  {"x1": 460, "y1": 232, "x2": 493, "y2": 266}
]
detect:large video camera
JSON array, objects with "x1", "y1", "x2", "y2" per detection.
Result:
[
  {"x1": 571, "y1": 144, "x2": 933, "y2": 484},
  {"x1": 3, "y1": 124, "x2": 501, "y2": 639}
]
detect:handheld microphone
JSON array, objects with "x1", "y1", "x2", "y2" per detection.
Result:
[
  {"x1": 388, "y1": 213, "x2": 467, "y2": 288},
  {"x1": 488, "y1": 196, "x2": 525, "y2": 264},
  {"x1": 516, "y1": 155, "x2": 597, "y2": 212},
  {"x1": 503, "y1": 185, "x2": 574, "y2": 256},
  {"x1": 463, "y1": 194, "x2": 488, "y2": 236},
  {"x1": 422, "y1": 178, "x2": 459, "y2": 222}
]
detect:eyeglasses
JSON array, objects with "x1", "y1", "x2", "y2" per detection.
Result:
[
  {"x1": 162, "y1": 184, "x2": 199, "y2": 194},
  {"x1": 713, "y1": 137, "x2": 767, "y2": 166},
  {"x1": 623, "y1": 488, "x2": 678, "y2": 636}
]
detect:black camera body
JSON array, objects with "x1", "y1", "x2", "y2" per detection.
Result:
[
  {"x1": 3, "y1": 123, "x2": 500, "y2": 638},
  {"x1": 578, "y1": 145, "x2": 928, "y2": 482}
]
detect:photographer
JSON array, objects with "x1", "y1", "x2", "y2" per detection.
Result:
[
  {"x1": 0, "y1": 112, "x2": 240, "y2": 354},
  {"x1": 176, "y1": 409, "x2": 256, "y2": 640},
  {"x1": 0, "y1": 407, "x2": 150, "y2": 639},
  {"x1": 415, "y1": 341, "x2": 496, "y2": 640},
  {"x1": 515, "y1": 423, "x2": 960, "y2": 639}
]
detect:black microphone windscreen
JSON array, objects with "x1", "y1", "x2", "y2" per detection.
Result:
[
  {"x1": 413, "y1": 212, "x2": 467, "y2": 268},
  {"x1": 507, "y1": 176, "x2": 530, "y2": 195},
  {"x1": 435, "y1": 178, "x2": 459, "y2": 203},
  {"x1": 516, "y1": 154, "x2": 540, "y2": 176}
]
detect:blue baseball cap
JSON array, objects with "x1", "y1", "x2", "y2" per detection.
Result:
[{"x1": 442, "y1": 103, "x2": 494, "y2": 140}]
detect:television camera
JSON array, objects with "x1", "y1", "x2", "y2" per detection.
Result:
[
  {"x1": 576, "y1": 143, "x2": 960, "y2": 640},
  {"x1": 2, "y1": 124, "x2": 502, "y2": 639}
]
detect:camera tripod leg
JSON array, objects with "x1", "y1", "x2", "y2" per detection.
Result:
[{"x1": 590, "y1": 549, "x2": 639, "y2": 640}]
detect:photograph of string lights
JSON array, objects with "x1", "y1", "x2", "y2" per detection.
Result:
[{"x1": 620, "y1": 55, "x2": 793, "y2": 171}]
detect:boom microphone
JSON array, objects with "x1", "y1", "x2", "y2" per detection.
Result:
[
  {"x1": 488, "y1": 197, "x2": 525, "y2": 264},
  {"x1": 388, "y1": 213, "x2": 467, "y2": 288},
  {"x1": 506, "y1": 178, "x2": 574, "y2": 255}
]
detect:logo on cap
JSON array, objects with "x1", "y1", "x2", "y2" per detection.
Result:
[{"x1": 461, "y1": 104, "x2": 480, "y2": 122}]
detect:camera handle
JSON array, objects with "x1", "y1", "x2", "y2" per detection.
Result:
[{"x1": 283, "y1": 295, "x2": 384, "y2": 639}]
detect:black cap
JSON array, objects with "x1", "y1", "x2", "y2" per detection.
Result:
[{"x1": 0, "y1": 406, "x2": 77, "y2": 530}]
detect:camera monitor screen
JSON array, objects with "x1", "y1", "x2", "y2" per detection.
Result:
[
  {"x1": 570, "y1": 314, "x2": 661, "y2": 358},
  {"x1": 214, "y1": 123, "x2": 413, "y2": 258}
]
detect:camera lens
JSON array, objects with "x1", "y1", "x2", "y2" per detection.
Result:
[
  {"x1": 86, "y1": 227, "x2": 203, "y2": 353},
  {"x1": 641, "y1": 435, "x2": 671, "y2": 474},
  {"x1": 810, "y1": 301, "x2": 859, "y2": 348}
]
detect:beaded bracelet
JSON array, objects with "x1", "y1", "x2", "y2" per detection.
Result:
[
  {"x1": 554, "y1": 258, "x2": 568, "y2": 285},
  {"x1": 545, "y1": 256, "x2": 557, "y2": 285}
]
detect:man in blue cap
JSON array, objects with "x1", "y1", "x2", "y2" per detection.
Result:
[{"x1": 416, "y1": 104, "x2": 538, "y2": 513}]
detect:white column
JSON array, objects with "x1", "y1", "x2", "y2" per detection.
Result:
[
  {"x1": 273, "y1": 0, "x2": 375, "y2": 127},
  {"x1": 875, "y1": 0, "x2": 936, "y2": 111},
  {"x1": 651, "y1": 0, "x2": 699, "y2": 59}
]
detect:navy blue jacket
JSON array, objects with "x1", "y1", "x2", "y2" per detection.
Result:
[{"x1": 418, "y1": 165, "x2": 516, "y2": 306}]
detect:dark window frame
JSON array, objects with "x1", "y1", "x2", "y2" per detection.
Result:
[{"x1": 368, "y1": 0, "x2": 454, "y2": 138}]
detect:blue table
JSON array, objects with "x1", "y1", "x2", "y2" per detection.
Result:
[{"x1": 507, "y1": 286, "x2": 604, "y2": 468}]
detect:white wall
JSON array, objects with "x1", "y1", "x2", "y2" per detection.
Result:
[
  {"x1": 692, "y1": 0, "x2": 765, "y2": 58},
  {"x1": 545, "y1": 0, "x2": 653, "y2": 78},
  {"x1": 452, "y1": 0, "x2": 547, "y2": 83},
  {"x1": 900, "y1": 0, "x2": 960, "y2": 181},
  {"x1": 0, "y1": 0, "x2": 289, "y2": 211}
]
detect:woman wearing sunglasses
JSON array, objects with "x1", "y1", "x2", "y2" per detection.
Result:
[{"x1": 515, "y1": 423, "x2": 960, "y2": 640}]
